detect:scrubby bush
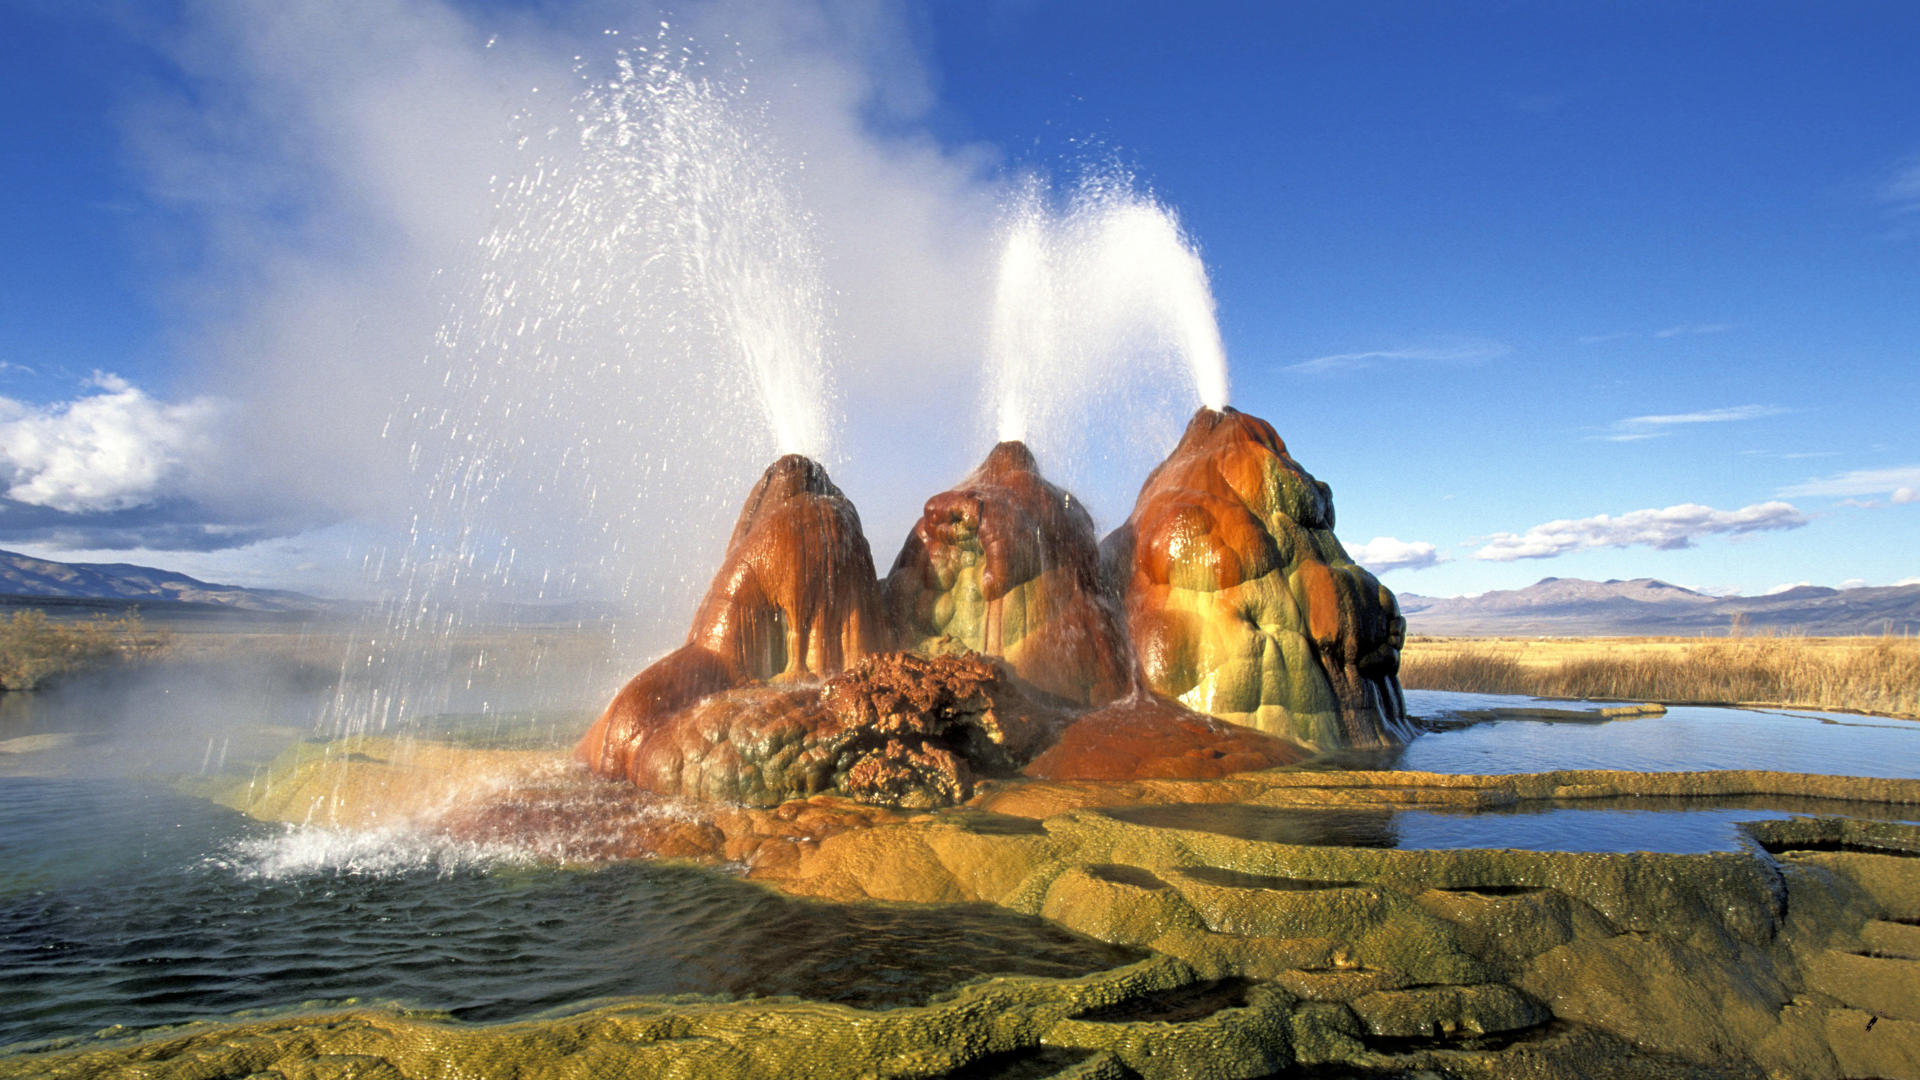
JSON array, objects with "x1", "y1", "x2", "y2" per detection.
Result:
[{"x1": 0, "y1": 610, "x2": 169, "y2": 690}]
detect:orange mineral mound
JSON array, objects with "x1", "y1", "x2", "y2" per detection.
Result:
[
  {"x1": 577, "y1": 454, "x2": 884, "y2": 781},
  {"x1": 885, "y1": 440, "x2": 1133, "y2": 706},
  {"x1": 1102, "y1": 407, "x2": 1409, "y2": 749}
]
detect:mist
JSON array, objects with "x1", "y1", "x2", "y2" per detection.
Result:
[{"x1": 113, "y1": 0, "x2": 1217, "y2": 663}]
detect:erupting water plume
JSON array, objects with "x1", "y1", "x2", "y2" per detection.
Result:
[
  {"x1": 985, "y1": 174, "x2": 1230, "y2": 525},
  {"x1": 324, "y1": 31, "x2": 835, "y2": 741}
]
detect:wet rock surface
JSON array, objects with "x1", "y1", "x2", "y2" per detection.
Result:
[
  {"x1": 1103, "y1": 407, "x2": 1410, "y2": 750},
  {"x1": 576, "y1": 446, "x2": 1322, "y2": 808},
  {"x1": 886, "y1": 440, "x2": 1134, "y2": 707},
  {"x1": 592, "y1": 651, "x2": 1062, "y2": 809},
  {"x1": 59, "y1": 760, "x2": 1920, "y2": 1078},
  {"x1": 576, "y1": 454, "x2": 886, "y2": 782}
]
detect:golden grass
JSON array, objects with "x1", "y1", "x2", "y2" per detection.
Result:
[{"x1": 1400, "y1": 633, "x2": 1920, "y2": 718}]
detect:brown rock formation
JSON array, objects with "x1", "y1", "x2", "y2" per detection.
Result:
[
  {"x1": 1023, "y1": 695, "x2": 1309, "y2": 781},
  {"x1": 886, "y1": 441, "x2": 1133, "y2": 706},
  {"x1": 618, "y1": 651, "x2": 1059, "y2": 809},
  {"x1": 1102, "y1": 407, "x2": 1409, "y2": 749},
  {"x1": 577, "y1": 454, "x2": 884, "y2": 780}
]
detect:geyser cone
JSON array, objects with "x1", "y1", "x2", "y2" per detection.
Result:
[
  {"x1": 885, "y1": 440, "x2": 1132, "y2": 705},
  {"x1": 1101, "y1": 407, "x2": 1410, "y2": 749},
  {"x1": 577, "y1": 453, "x2": 883, "y2": 779}
]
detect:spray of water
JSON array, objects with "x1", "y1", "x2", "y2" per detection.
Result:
[
  {"x1": 986, "y1": 173, "x2": 1230, "y2": 523},
  {"x1": 320, "y1": 30, "x2": 834, "y2": 744}
]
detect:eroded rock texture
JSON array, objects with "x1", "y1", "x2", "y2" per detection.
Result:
[
  {"x1": 577, "y1": 454, "x2": 884, "y2": 780},
  {"x1": 1103, "y1": 407, "x2": 1410, "y2": 749},
  {"x1": 886, "y1": 441, "x2": 1133, "y2": 706},
  {"x1": 622, "y1": 651, "x2": 1057, "y2": 809}
]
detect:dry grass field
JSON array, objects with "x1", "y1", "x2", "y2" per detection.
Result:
[{"x1": 1400, "y1": 632, "x2": 1920, "y2": 718}]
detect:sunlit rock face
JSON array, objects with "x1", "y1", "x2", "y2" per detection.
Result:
[
  {"x1": 885, "y1": 441, "x2": 1133, "y2": 706},
  {"x1": 1022, "y1": 694, "x2": 1308, "y2": 781},
  {"x1": 576, "y1": 454, "x2": 884, "y2": 781},
  {"x1": 1101, "y1": 407, "x2": 1409, "y2": 749}
]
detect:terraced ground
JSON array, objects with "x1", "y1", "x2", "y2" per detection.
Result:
[{"x1": 6, "y1": 754, "x2": 1918, "y2": 1079}]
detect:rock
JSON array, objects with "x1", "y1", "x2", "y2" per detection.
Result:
[
  {"x1": 577, "y1": 454, "x2": 885, "y2": 780},
  {"x1": 1023, "y1": 693, "x2": 1308, "y2": 781},
  {"x1": 886, "y1": 441, "x2": 1133, "y2": 705},
  {"x1": 1101, "y1": 407, "x2": 1410, "y2": 749},
  {"x1": 623, "y1": 651, "x2": 1059, "y2": 809},
  {"x1": 1345, "y1": 983, "x2": 1548, "y2": 1040}
]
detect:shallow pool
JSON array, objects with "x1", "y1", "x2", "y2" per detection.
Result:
[{"x1": 1370, "y1": 690, "x2": 1920, "y2": 777}]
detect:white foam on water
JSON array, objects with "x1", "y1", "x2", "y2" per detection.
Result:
[{"x1": 210, "y1": 824, "x2": 536, "y2": 880}]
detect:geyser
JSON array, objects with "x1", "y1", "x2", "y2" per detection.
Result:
[
  {"x1": 578, "y1": 406, "x2": 1408, "y2": 808},
  {"x1": 326, "y1": 39, "x2": 838, "y2": 741},
  {"x1": 986, "y1": 178, "x2": 1231, "y2": 502}
]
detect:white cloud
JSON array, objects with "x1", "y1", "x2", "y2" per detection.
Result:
[
  {"x1": 1650, "y1": 322, "x2": 1732, "y2": 338},
  {"x1": 1897, "y1": 576, "x2": 1920, "y2": 587},
  {"x1": 1778, "y1": 466, "x2": 1920, "y2": 501},
  {"x1": 1474, "y1": 500, "x2": 1809, "y2": 561},
  {"x1": 1284, "y1": 340, "x2": 1508, "y2": 375},
  {"x1": 0, "y1": 374, "x2": 221, "y2": 513},
  {"x1": 1347, "y1": 537, "x2": 1442, "y2": 572},
  {"x1": 1764, "y1": 581, "x2": 1813, "y2": 595},
  {"x1": 1594, "y1": 404, "x2": 1785, "y2": 443},
  {"x1": 1617, "y1": 404, "x2": 1786, "y2": 427}
]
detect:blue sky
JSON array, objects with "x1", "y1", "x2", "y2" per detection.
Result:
[{"x1": 1, "y1": 0, "x2": 1915, "y2": 603}]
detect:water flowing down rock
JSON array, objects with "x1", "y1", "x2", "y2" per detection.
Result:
[
  {"x1": 577, "y1": 454, "x2": 885, "y2": 781},
  {"x1": 1102, "y1": 407, "x2": 1410, "y2": 749},
  {"x1": 885, "y1": 441, "x2": 1134, "y2": 706}
]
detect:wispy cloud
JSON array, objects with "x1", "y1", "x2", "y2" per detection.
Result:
[
  {"x1": 1651, "y1": 322, "x2": 1733, "y2": 339},
  {"x1": 1580, "y1": 323, "x2": 1732, "y2": 345},
  {"x1": 1881, "y1": 156, "x2": 1920, "y2": 215},
  {"x1": 1594, "y1": 403, "x2": 1786, "y2": 442},
  {"x1": 1777, "y1": 465, "x2": 1920, "y2": 502},
  {"x1": 1620, "y1": 404, "x2": 1788, "y2": 427},
  {"x1": 1739, "y1": 449, "x2": 1841, "y2": 460},
  {"x1": 1474, "y1": 500, "x2": 1808, "y2": 561},
  {"x1": 1347, "y1": 536, "x2": 1442, "y2": 573},
  {"x1": 1285, "y1": 340, "x2": 1508, "y2": 375}
]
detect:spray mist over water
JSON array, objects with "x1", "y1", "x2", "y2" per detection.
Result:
[
  {"x1": 986, "y1": 175, "x2": 1231, "y2": 525},
  {"x1": 323, "y1": 32, "x2": 834, "y2": 741}
]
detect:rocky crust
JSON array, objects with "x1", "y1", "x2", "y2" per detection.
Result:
[
  {"x1": 116, "y1": 759, "x2": 1920, "y2": 1080},
  {"x1": 577, "y1": 454, "x2": 885, "y2": 781},
  {"x1": 886, "y1": 440, "x2": 1134, "y2": 706},
  {"x1": 581, "y1": 409, "x2": 1422, "y2": 806},
  {"x1": 622, "y1": 651, "x2": 1059, "y2": 809},
  {"x1": 1103, "y1": 407, "x2": 1410, "y2": 749}
]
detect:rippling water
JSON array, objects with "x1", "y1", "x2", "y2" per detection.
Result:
[
  {"x1": 2, "y1": 687, "x2": 1916, "y2": 1050},
  {"x1": 0, "y1": 779, "x2": 1139, "y2": 1050}
]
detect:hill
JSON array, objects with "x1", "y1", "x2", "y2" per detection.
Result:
[
  {"x1": 0, "y1": 549, "x2": 328, "y2": 614},
  {"x1": 1400, "y1": 576, "x2": 1920, "y2": 636}
]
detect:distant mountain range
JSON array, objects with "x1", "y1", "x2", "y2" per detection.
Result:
[
  {"x1": 2, "y1": 546, "x2": 1913, "y2": 637},
  {"x1": 1400, "y1": 577, "x2": 1920, "y2": 636},
  {"x1": 0, "y1": 549, "x2": 327, "y2": 614}
]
